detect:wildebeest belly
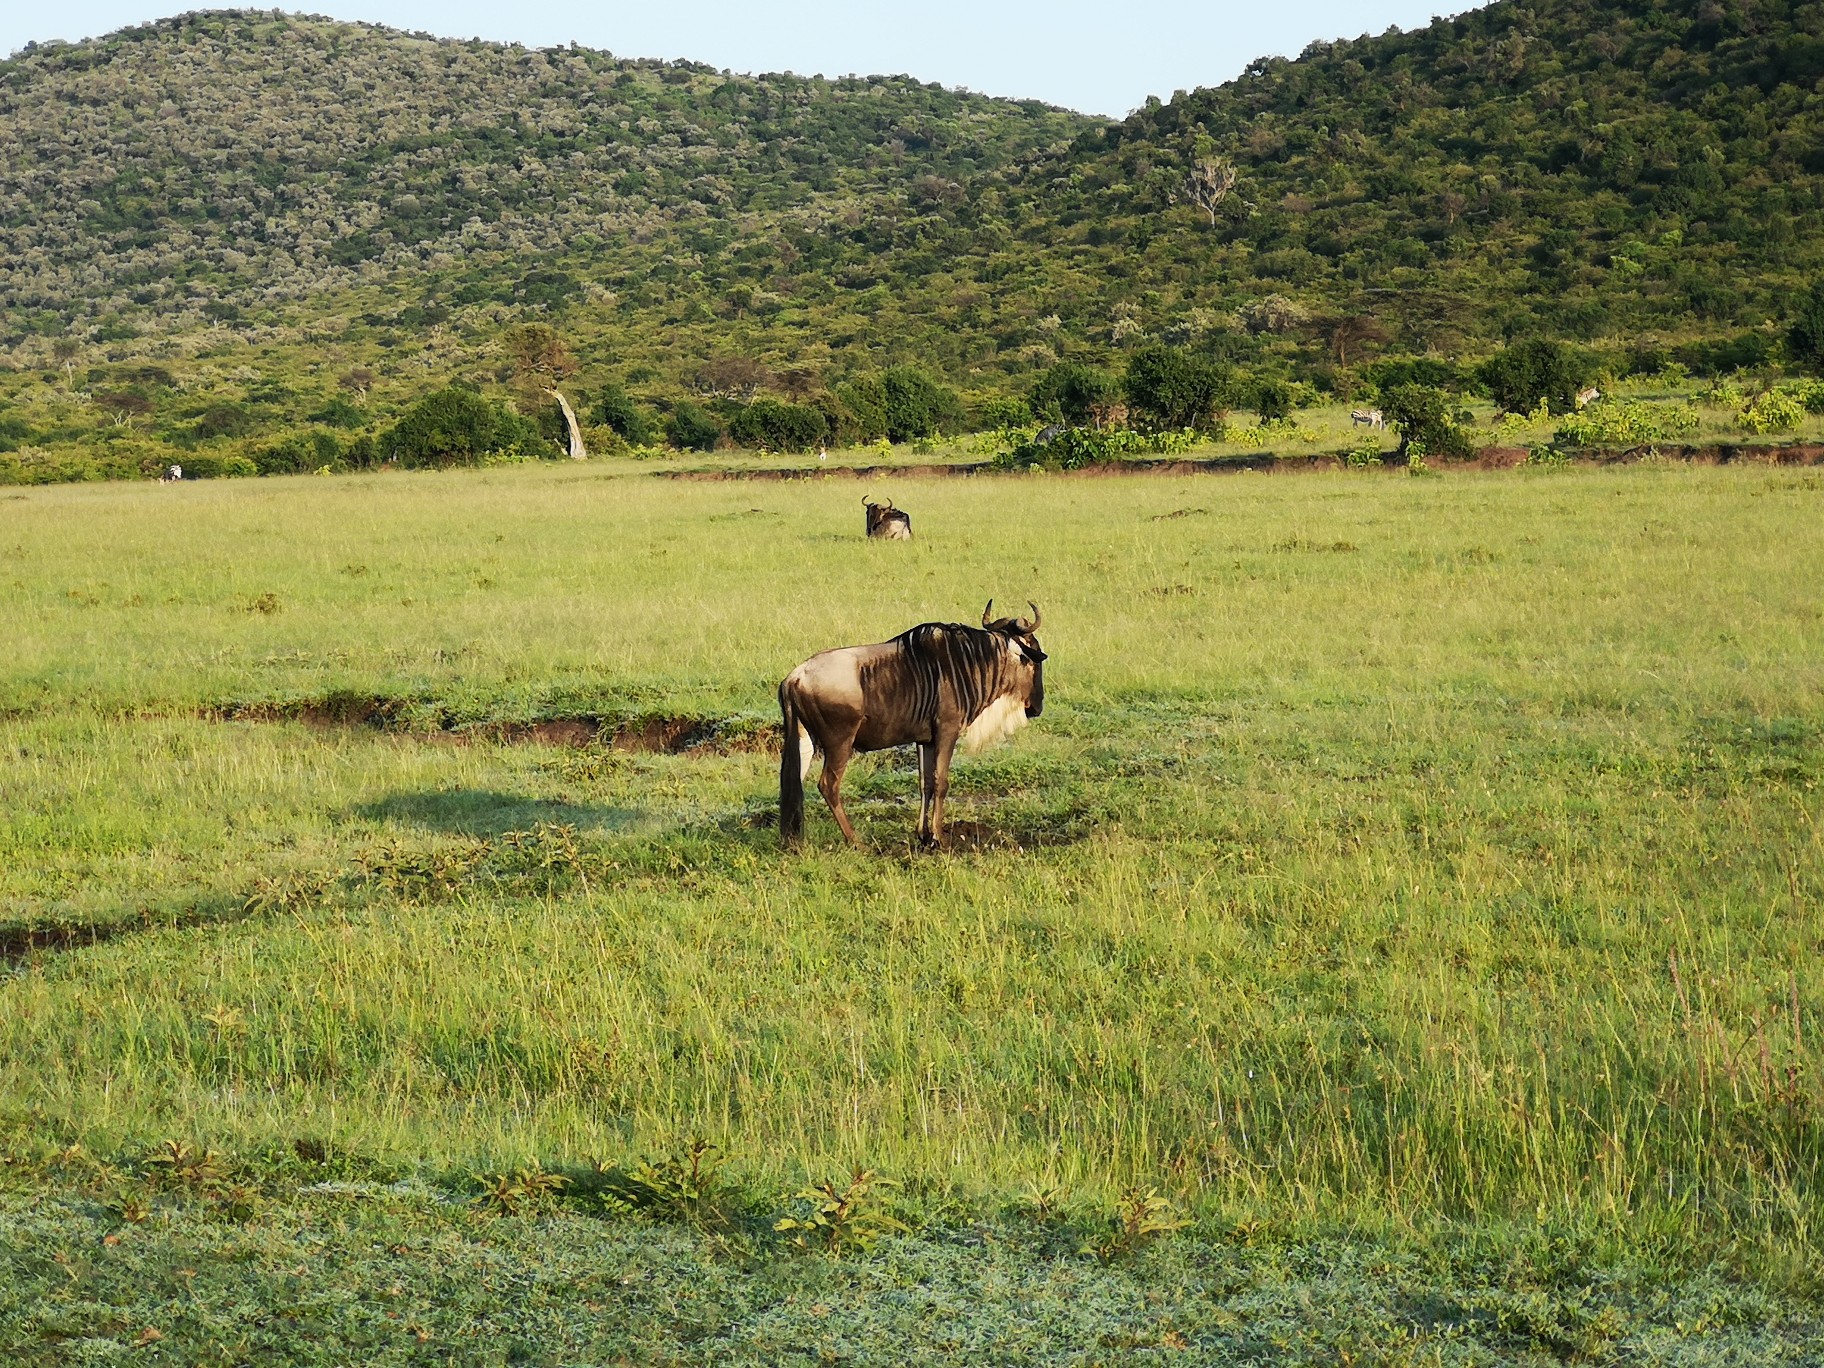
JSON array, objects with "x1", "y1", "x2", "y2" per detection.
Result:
[{"x1": 853, "y1": 715, "x2": 935, "y2": 751}]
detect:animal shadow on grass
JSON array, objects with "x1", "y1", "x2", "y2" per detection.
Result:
[
  {"x1": 351, "y1": 790, "x2": 642, "y2": 839},
  {"x1": 1, "y1": 892, "x2": 248, "y2": 965}
]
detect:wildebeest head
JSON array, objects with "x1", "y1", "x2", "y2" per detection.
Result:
[{"x1": 981, "y1": 599, "x2": 1046, "y2": 717}]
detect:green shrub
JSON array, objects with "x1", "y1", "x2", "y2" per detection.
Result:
[
  {"x1": 255, "y1": 430, "x2": 345, "y2": 475},
  {"x1": 1123, "y1": 343, "x2": 1236, "y2": 432},
  {"x1": 342, "y1": 434, "x2": 380, "y2": 469},
  {"x1": 996, "y1": 426, "x2": 1148, "y2": 469},
  {"x1": 182, "y1": 453, "x2": 258, "y2": 478},
  {"x1": 309, "y1": 397, "x2": 364, "y2": 429},
  {"x1": 1554, "y1": 399, "x2": 1699, "y2": 445},
  {"x1": 0, "y1": 414, "x2": 34, "y2": 452},
  {"x1": 882, "y1": 367, "x2": 965, "y2": 442},
  {"x1": 1379, "y1": 384, "x2": 1474, "y2": 460},
  {"x1": 1478, "y1": 338, "x2": 1586, "y2": 415},
  {"x1": 1030, "y1": 362, "x2": 1119, "y2": 426},
  {"x1": 591, "y1": 383, "x2": 656, "y2": 445},
  {"x1": 727, "y1": 399, "x2": 828, "y2": 452},
  {"x1": 834, "y1": 377, "x2": 888, "y2": 443},
  {"x1": 193, "y1": 403, "x2": 253, "y2": 440},
  {"x1": 1787, "y1": 281, "x2": 1824, "y2": 375},
  {"x1": 1738, "y1": 389, "x2": 1804, "y2": 435},
  {"x1": 665, "y1": 400, "x2": 723, "y2": 452},
  {"x1": 1252, "y1": 377, "x2": 1295, "y2": 424},
  {"x1": 383, "y1": 387, "x2": 543, "y2": 468},
  {"x1": 834, "y1": 369, "x2": 964, "y2": 443}
]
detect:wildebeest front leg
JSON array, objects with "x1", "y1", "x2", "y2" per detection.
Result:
[
  {"x1": 818, "y1": 737, "x2": 863, "y2": 847},
  {"x1": 925, "y1": 731, "x2": 959, "y2": 847},
  {"x1": 916, "y1": 743, "x2": 937, "y2": 843}
]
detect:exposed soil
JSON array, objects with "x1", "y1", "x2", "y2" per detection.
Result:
[
  {"x1": 656, "y1": 442, "x2": 1824, "y2": 483},
  {"x1": 204, "y1": 697, "x2": 780, "y2": 754}
]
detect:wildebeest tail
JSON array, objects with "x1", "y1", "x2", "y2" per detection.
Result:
[{"x1": 779, "y1": 682, "x2": 804, "y2": 846}]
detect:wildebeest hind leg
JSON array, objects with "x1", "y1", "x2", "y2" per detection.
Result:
[{"x1": 818, "y1": 736, "x2": 863, "y2": 847}]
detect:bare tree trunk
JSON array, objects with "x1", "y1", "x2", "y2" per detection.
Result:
[{"x1": 545, "y1": 388, "x2": 587, "y2": 459}]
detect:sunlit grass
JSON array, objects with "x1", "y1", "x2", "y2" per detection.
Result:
[{"x1": 0, "y1": 458, "x2": 1820, "y2": 1270}]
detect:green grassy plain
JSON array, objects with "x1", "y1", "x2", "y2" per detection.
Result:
[{"x1": 2, "y1": 459, "x2": 1821, "y2": 1361}]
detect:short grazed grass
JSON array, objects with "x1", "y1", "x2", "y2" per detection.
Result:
[{"x1": 1, "y1": 459, "x2": 1821, "y2": 1359}]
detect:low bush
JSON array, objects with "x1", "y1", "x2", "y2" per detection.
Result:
[
  {"x1": 181, "y1": 453, "x2": 259, "y2": 478},
  {"x1": 727, "y1": 399, "x2": 827, "y2": 452},
  {"x1": 1554, "y1": 399, "x2": 1700, "y2": 445},
  {"x1": 1478, "y1": 338, "x2": 1587, "y2": 415},
  {"x1": 592, "y1": 383, "x2": 657, "y2": 445},
  {"x1": 1738, "y1": 389, "x2": 1804, "y2": 435},
  {"x1": 255, "y1": 430, "x2": 345, "y2": 475},
  {"x1": 1379, "y1": 384, "x2": 1473, "y2": 460},
  {"x1": 1030, "y1": 362, "x2": 1120, "y2": 427},
  {"x1": 1124, "y1": 343, "x2": 1236, "y2": 432},
  {"x1": 192, "y1": 403, "x2": 253, "y2": 440},
  {"x1": 384, "y1": 387, "x2": 544, "y2": 468},
  {"x1": 995, "y1": 424, "x2": 1201, "y2": 469},
  {"x1": 665, "y1": 400, "x2": 723, "y2": 451},
  {"x1": 839, "y1": 368, "x2": 967, "y2": 443}
]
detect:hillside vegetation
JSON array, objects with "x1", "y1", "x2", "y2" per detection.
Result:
[{"x1": 3, "y1": 1, "x2": 1824, "y2": 481}]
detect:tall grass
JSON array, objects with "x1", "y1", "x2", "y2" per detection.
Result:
[{"x1": 0, "y1": 460, "x2": 1819, "y2": 1265}]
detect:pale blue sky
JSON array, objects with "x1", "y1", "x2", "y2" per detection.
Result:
[{"x1": 2, "y1": 3, "x2": 1471, "y2": 117}]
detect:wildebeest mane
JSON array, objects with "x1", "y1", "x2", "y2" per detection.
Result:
[{"x1": 864, "y1": 622, "x2": 1012, "y2": 727}]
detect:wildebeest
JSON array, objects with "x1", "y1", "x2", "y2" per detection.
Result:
[
  {"x1": 863, "y1": 496, "x2": 912, "y2": 540},
  {"x1": 778, "y1": 602, "x2": 1046, "y2": 848},
  {"x1": 1350, "y1": 408, "x2": 1384, "y2": 429}
]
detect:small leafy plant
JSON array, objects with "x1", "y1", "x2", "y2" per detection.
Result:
[
  {"x1": 1080, "y1": 1186, "x2": 1191, "y2": 1262},
  {"x1": 474, "y1": 1165, "x2": 568, "y2": 1215},
  {"x1": 775, "y1": 1169, "x2": 907, "y2": 1254},
  {"x1": 601, "y1": 1137, "x2": 740, "y2": 1231}
]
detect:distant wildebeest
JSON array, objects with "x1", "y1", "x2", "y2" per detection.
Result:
[
  {"x1": 778, "y1": 602, "x2": 1047, "y2": 848},
  {"x1": 1350, "y1": 408, "x2": 1384, "y2": 429},
  {"x1": 1576, "y1": 387, "x2": 1601, "y2": 409},
  {"x1": 160, "y1": 464, "x2": 183, "y2": 482},
  {"x1": 863, "y1": 496, "x2": 912, "y2": 540}
]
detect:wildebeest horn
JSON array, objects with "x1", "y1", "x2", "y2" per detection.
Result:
[
  {"x1": 981, "y1": 599, "x2": 995, "y2": 627},
  {"x1": 884, "y1": 498, "x2": 894, "y2": 510},
  {"x1": 1025, "y1": 601, "x2": 1042, "y2": 633},
  {"x1": 862, "y1": 494, "x2": 875, "y2": 508}
]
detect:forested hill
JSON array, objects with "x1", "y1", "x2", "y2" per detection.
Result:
[
  {"x1": 0, "y1": 10, "x2": 1089, "y2": 352},
  {"x1": 991, "y1": 0, "x2": 1824, "y2": 363},
  {"x1": 2, "y1": 1, "x2": 1823, "y2": 476}
]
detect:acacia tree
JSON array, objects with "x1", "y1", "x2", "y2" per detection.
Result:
[
  {"x1": 504, "y1": 324, "x2": 584, "y2": 457},
  {"x1": 692, "y1": 356, "x2": 773, "y2": 403},
  {"x1": 1180, "y1": 137, "x2": 1237, "y2": 227},
  {"x1": 1321, "y1": 315, "x2": 1390, "y2": 367}
]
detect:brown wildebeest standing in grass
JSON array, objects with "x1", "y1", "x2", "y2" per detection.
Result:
[
  {"x1": 863, "y1": 496, "x2": 912, "y2": 539},
  {"x1": 779, "y1": 603, "x2": 1046, "y2": 848}
]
